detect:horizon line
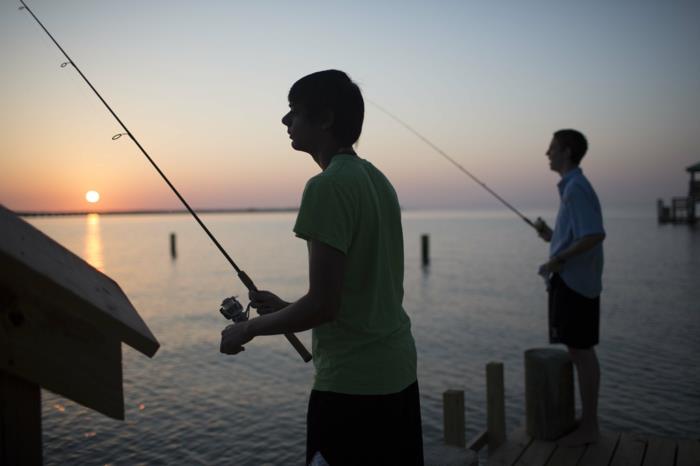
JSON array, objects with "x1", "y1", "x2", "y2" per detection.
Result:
[{"x1": 15, "y1": 207, "x2": 300, "y2": 217}]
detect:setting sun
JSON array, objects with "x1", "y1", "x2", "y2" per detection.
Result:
[{"x1": 85, "y1": 190, "x2": 100, "y2": 203}]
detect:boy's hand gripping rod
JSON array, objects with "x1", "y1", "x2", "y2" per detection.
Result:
[{"x1": 18, "y1": 0, "x2": 312, "y2": 362}]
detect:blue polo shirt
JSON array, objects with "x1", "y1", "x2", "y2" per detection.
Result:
[{"x1": 550, "y1": 167, "x2": 605, "y2": 298}]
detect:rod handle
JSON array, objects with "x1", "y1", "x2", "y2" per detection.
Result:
[
  {"x1": 238, "y1": 269, "x2": 313, "y2": 363},
  {"x1": 285, "y1": 333, "x2": 313, "y2": 362}
]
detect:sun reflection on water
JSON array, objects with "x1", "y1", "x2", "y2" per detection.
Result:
[{"x1": 84, "y1": 213, "x2": 104, "y2": 271}]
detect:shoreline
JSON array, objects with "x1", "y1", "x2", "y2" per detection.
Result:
[{"x1": 15, "y1": 207, "x2": 300, "y2": 217}]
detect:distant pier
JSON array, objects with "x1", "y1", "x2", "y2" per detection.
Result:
[{"x1": 658, "y1": 162, "x2": 699, "y2": 224}]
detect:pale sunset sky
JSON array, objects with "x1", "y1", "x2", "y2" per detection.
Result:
[{"x1": 1, "y1": 1, "x2": 698, "y2": 213}]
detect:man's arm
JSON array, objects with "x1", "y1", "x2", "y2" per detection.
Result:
[
  {"x1": 220, "y1": 240, "x2": 345, "y2": 354},
  {"x1": 540, "y1": 233, "x2": 605, "y2": 274}
]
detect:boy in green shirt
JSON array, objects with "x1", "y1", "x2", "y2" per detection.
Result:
[{"x1": 220, "y1": 70, "x2": 422, "y2": 465}]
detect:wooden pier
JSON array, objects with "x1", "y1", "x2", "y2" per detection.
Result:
[
  {"x1": 487, "y1": 427, "x2": 700, "y2": 466},
  {"x1": 438, "y1": 351, "x2": 699, "y2": 466}
]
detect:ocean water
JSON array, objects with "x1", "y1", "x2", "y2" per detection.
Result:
[{"x1": 24, "y1": 209, "x2": 700, "y2": 465}]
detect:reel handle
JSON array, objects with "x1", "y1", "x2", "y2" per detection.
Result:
[{"x1": 237, "y1": 270, "x2": 313, "y2": 363}]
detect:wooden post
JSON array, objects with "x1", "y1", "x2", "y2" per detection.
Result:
[
  {"x1": 443, "y1": 389, "x2": 465, "y2": 447},
  {"x1": 170, "y1": 233, "x2": 177, "y2": 259},
  {"x1": 0, "y1": 371, "x2": 42, "y2": 466},
  {"x1": 524, "y1": 348, "x2": 575, "y2": 440},
  {"x1": 486, "y1": 362, "x2": 506, "y2": 452},
  {"x1": 421, "y1": 234, "x2": 429, "y2": 267}
]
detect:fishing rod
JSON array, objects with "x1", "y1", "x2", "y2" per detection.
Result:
[
  {"x1": 369, "y1": 101, "x2": 538, "y2": 230},
  {"x1": 18, "y1": 0, "x2": 311, "y2": 362}
]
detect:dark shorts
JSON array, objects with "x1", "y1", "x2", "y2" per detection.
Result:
[
  {"x1": 306, "y1": 381, "x2": 424, "y2": 466},
  {"x1": 548, "y1": 273, "x2": 600, "y2": 349}
]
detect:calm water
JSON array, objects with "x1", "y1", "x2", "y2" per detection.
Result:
[{"x1": 26, "y1": 209, "x2": 700, "y2": 465}]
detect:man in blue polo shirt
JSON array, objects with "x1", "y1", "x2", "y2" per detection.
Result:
[{"x1": 535, "y1": 129, "x2": 605, "y2": 447}]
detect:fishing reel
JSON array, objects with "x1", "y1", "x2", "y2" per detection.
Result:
[{"x1": 219, "y1": 296, "x2": 251, "y2": 323}]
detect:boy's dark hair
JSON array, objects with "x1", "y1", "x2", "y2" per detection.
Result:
[
  {"x1": 288, "y1": 70, "x2": 364, "y2": 146},
  {"x1": 554, "y1": 129, "x2": 588, "y2": 165}
]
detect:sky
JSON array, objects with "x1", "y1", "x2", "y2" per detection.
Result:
[{"x1": 1, "y1": 0, "x2": 699, "y2": 213}]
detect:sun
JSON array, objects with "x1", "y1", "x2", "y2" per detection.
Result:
[{"x1": 85, "y1": 190, "x2": 100, "y2": 203}]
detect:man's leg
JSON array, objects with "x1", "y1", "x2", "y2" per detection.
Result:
[{"x1": 559, "y1": 346, "x2": 600, "y2": 446}]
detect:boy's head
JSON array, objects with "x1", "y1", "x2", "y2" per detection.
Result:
[
  {"x1": 287, "y1": 70, "x2": 364, "y2": 147},
  {"x1": 552, "y1": 129, "x2": 588, "y2": 166}
]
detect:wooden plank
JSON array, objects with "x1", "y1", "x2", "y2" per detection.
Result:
[
  {"x1": 578, "y1": 432, "x2": 620, "y2": 466},
  {"x1": 0, "y1": 371, "x2": 42, "y2": 466},
  {"x1": 676, "y1": 439, "x2": 700, "y2": 466},
  {"x1": 546, "y1": 443, "x2": 585, "y2": 466},
  {"x1": 489, "y1": 426, "x2": 533, "y2": 466},
  {"x1": 0, "y1": 285, "x2": 125, "y2": 419},
  {"x1": 513, "y1": 439, "x2": 557, "y2": 466},
  {"x1": 0, "y1": 206, "x2": 159, "y2": 357},
  {"x1": 642, "y1": 436, "x2": 675, "y2": 466},
  {"x1": 609, "y1": 433, "x2": 646, "y2": 466},
  {"x1": 425, "y1": 443, "x2": 478, "y2": 466},
  {"x1": 467, "y1": 429, "x2": 489, "y2": 452}
]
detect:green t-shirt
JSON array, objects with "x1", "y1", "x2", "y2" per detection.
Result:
[{"x1": 294, "y1": 153, "x2": 417, "y2": 395}]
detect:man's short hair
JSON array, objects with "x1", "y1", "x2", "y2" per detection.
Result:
[
  {"x1": 288, "y1": 70, "x2": 364, "y2": 146},
  {"x1": 554, "y1": 129, "x2": 588, "y2": 165}
]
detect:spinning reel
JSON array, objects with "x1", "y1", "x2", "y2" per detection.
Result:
[{"x1": 219, "y1": 296, "x2": 252, "y2": 323}]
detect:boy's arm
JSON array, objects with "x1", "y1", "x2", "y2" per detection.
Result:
[
  {"x1": 220, "y1": 240, "x2": 345, "y2": 354},
  {"x1": 540, "y1": 233, "x2": 605, "y2": 274},
  {"x1": 250, "y1": 239, "x2": 345, "y2": 334}
]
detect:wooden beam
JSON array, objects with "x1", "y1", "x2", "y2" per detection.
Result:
[
  {"x1": 467, "y1": 429, "x2": 488, "y2": 452},
  {"x1": 513, "y1": 438, "x2": 557, "y2": 466},
  {"x1": 642, "y1": 436, "x2": 675, "y2": 466},
  {"x1": 676, "y1": 439, "x2": 700, "y2": 466},
  {"x1": 546, "y1": 442, "x2": 586, "y2": 466},
  {"x1": 578, "y1": 432, "x2": 620, "y2": 466},
  {"x1": 0, "y1": 284, "x2": 125, "y2": 419},
  {"x1": 609, "y1": 433, "x2": 646, "y2": 466},
  {"x1": 488, "y1": 426, "x2": 533, "y2": 466},
  {"x1": 0, "y1": 206, "x2": 159, "y2": 357},
  {"x1": 0, "y1": 371, "x2": 42, "y2": 466}
]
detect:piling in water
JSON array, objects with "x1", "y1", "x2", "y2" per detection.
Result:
[{"x1": 421, "y1": 234, "x2": 430, "y2": 267}]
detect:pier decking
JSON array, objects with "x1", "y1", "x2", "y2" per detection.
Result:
[{"x1": 487, "y1": 427, "x2": 700, "y2": 466}]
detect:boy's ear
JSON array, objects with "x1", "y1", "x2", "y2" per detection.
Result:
[
  {"x1": 320, "y1": 110, "x2": 334, "y2": 130},
  {"x1": 563, "y1": 147, "x2": 573, "y2": 163}
]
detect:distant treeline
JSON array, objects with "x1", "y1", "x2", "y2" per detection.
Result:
[{"x1": 16, "y1": 207, "x2": 300, "y2": 217}]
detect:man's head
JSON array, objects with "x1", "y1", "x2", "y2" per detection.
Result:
[
  {"x1": 282, "y1": 70, "x2": 364, "y2": 151},
  {"x1": 547, "y1": 129, "x2": 588, "y2": 173}
]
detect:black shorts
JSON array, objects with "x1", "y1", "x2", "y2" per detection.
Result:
[
  {"x1": 306, "y1": 381, "x2": 424, "y2": 466},
  {"x1": 548, "y1": 273, "x2": 600, "y2": 349}
]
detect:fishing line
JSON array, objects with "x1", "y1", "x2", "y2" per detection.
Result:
[
  {"x1": 369, "y1": 100, "x2": 537, "y2": 230},
  {"x1": 18, "y1": 0, "x2": 311, "y2": 362}
]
